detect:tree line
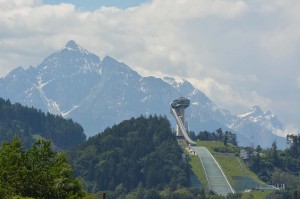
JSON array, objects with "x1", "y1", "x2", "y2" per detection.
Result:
[
  {"x1": 0, "y1": 98, "x2": 86, "y2": 150},
  {"x1": 189, "y1": 128, "x2": 238, "y2": 146},
  {"x1": 245, "y1": 135, "x2": 300, "y2": 192}
]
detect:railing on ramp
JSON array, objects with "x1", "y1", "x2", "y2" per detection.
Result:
[{"x1": 171, "y1": 108, "x2": 196, "y2": 145}]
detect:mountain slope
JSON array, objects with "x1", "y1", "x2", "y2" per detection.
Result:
[
  {"x1": 230, "y1": 106, "x2": 286, "y2": 148},
  {"x1": 0, "y1": 40, "x2": 286, "y2": 148},
  {"x1": 0, "y1": 97, "x2": 86, "y2": 149}
]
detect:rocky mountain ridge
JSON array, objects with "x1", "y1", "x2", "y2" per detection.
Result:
[{"x1": 0, "y1": 40, "x2": 286, "y2": 148}]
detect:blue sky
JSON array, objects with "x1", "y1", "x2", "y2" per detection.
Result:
[
  {"x1": 1, "y1": 0, "x2": 300, "y2": 135},
  {"x1": 43, "y1": 0, "x2": 149, "y2": 10}
]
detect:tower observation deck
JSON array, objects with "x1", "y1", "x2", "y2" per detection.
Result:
[{"x1": 170, "y1": 97, "x2": 196, "y2": 145}]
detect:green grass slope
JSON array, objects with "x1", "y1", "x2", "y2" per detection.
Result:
[{"x1": 188, "y1": 141, "x2": 265, "y2": 192}]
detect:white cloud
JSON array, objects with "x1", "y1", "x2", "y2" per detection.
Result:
[
  {"x1": 142, "y1": 0, "x2": 248, "y2": 20},
  {"x1": 273, "y1": 124, "x2": 300, "y2": 138},
  {"x1": 0, "y1": 0, "x2": 41, "y2": 9},
  {"x1": 297, "y1": 76, "x2": 300, "y2": 90},
  {"x1": 0, "y1": 0, "x2": 300, "y2": 130},
  {"x1": 187, "y1": 77, "x2": 271, "y2": 114}
]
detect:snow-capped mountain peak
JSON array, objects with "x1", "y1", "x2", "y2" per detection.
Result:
[
  {"x1": 237, "y1": 106, "x2": 279, "y2": 125},
  {"x1": 0, "y1": 40, "x2": 287, "y2": 149},
  {"x1": 229, "y1": 106, "x2": 285, "y2": 147},
  {"x1": 62, "y1": 40, "x2": 90, "y2": 55},
  {"x1": 238, "y1": 106, "x2": 264, "y2": 118},
  {"x1": 37, "y1": 40, "x2": 102, "y2": 77}
]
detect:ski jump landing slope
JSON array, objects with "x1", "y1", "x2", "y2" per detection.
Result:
[{"x1": 193, "y1": 146, "x2": 235, "y2": 196}]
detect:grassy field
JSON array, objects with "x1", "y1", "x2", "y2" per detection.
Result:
[
  {"x1": 188, "y1": 154, "x2": 208, "y2": 188},
  {"x1": 193, "y1": 141, "x2": 265, "y2": 190},
  {"x1": 241, "y1": 190, "x2": 273, "y2": 199},
  {"x1": 215, "y1": 156, "x2": 264, "y2": 187},
  {"x1": 184, "y1": 140, "x2": 278, "y2": 198}
]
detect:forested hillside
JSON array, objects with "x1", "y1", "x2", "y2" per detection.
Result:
[
  {"x1": 70, "y1": 115, "x2": 190, "y2": 193},
  {"x1": 0, "y1": 97, "x2": 86, "y2": 150},
  {"x1": 246, "y1": 135, "x2": 300, "y2": 187}
]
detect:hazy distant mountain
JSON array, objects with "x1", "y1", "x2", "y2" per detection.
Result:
[
  {"x1": 229, "y1": 106, "x2": 286, "y2": 148},
  {"x1": 0, "y1": 40, "x2": 286, "y2": 148}
]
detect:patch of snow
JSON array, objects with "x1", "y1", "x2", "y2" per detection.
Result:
[
  {"x1": 238, "y1": 111, "x2": 253, "y2": 118},
  {"x1": 211, "y1": 104, "x2": 218, "y2": 111},
  {"x1": 33, "y1": 80, "x2": 63, "y2": 115},
  {"x1": 162, "y1": 77, "x2": 184, "y2": 88},
  {"x1": 141, "y1": 96, "x2": 150, "y2": 102},
  {"x1": 252, "y1": 117, "x2": 260, "y2": 122},
  {"x1": 36, "y1": 76, "x2": 55, "y2": 89},
  {"x1": 62, "y1": 46, "x2": 90, "y2": 55},
  {"x1": 192, "y1": 102, "x2": 199, "y2": 105},
  {"x1": 140, "y1": 83, "x2": 149, "y2": 93},
  {"x1": 192, "y1": 89, "x2": 199, "y2": 95},
  {"x1": 62, "y1": 105, "x2": 79, "y2": 117},
  {"x1": 98, "y1": 67, "x2": 103, "y2": 75}
]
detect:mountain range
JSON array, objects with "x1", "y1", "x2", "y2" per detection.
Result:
[{"x1": 0, "y1": 40, "x2": 286, "y2": 148}]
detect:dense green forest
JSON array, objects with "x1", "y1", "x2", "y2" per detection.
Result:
[
  {"x1": 241, "y1": 137, "x2": 300, "y2": 199},
  {"x1": 0, "y1": 98, "x2": 86, "y2": 150},
  {"x1": 70, "y1": 115, "x2": 190, "y2": 193},
  {"x1": 245, "y1": 135, "x2": 300, "y2": 189}
]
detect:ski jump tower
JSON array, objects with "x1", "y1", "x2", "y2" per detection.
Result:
[{"x1": 171, "y1": 97, "x2": 196, "y2": 145}]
